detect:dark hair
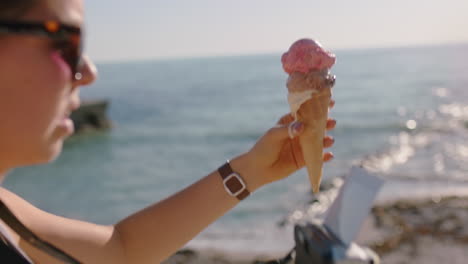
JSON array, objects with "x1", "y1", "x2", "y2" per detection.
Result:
[{"x1": 0, "y1": 0, "x2": 37, "y2": 19}]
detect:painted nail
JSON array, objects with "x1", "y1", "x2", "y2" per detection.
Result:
[
  {"x1": 324, "y1": 137, "x2": 335, "y2": 146},
  {"x1": 327, "y1": 119, "x2": 337, "y2": 129},
  {"x1": 293, "y1": 122, "x2": 303, "y2": 132},
  {"x1": 324, "y1": 152, "x2": 334, "y2": 162},
  {"x1": 288, "y1": 121, "x2": 301, "y2": 139}
]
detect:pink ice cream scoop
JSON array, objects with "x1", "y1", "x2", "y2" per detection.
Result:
[{"x1": 281, "y1": 38, "x2": 336, "y2": 74}]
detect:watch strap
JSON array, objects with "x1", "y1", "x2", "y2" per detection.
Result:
[{"x1": 218, "y1": 161, "x2": 250, "y2": 200}]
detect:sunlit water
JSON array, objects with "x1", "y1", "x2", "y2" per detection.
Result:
[{"x1": 4, "y1": 43, "x2": 468, "y2": 255}]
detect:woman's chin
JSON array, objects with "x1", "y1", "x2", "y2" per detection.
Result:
[
  {"x1": 43, "y1": 127, "x2": 73, "y2": 162},
  {"x1": 32, "y1": 139, "x2": 65, "y2": 165},
  {"x1": 46, "y1": 140, "x2": 65, "y2": 162},
  {"x1": 19, "y1": 147, "x2": 63, "y2": 167}
]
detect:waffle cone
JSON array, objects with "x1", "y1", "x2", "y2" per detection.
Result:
[{"x1": 296, "y1": 88, "x2": 331, "y2": 193}]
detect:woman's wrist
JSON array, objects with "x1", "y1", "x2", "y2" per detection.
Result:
[{"x1": 229, "y1": 153, "x2": 265, "y2": 193}]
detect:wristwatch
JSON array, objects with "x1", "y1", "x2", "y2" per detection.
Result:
[{"x1": 218, "y1": 161, "x2": 250, "y2": 200}]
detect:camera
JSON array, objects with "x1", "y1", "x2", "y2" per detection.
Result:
[{"x1": 293, "y1": 222, "x2": 379, "y2": 264}]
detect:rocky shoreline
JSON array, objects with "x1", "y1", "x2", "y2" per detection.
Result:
[
  {"x1": 163, "y1": 196, "x2": 468, "y2": 264},
  {"x1": 358, "y1": 196, "x2": 468, "y2": 264}
]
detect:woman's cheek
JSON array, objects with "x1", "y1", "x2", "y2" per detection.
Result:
[{"x1": 50, "y1": 51, "x2": 72, "y2": 80}]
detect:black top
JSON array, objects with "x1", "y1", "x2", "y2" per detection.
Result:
[{"x1": 0, "y1": 234, "x2": 32, "y2": 263}]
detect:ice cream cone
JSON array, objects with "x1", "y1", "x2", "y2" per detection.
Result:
[
  {"x1": 296, "y1": 87, "x2": 331, "y2": 193},
  {"x1": 282, "y1": 38, "x2": 336, "y2": 193}
]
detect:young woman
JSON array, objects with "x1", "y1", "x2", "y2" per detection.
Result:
[{"x1": 0, "y1": 0, "x2": 336, "y2": 263}]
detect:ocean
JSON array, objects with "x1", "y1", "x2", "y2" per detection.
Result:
[{"x1": 4, "y1": 43, "x2": 468, "y2": 256}]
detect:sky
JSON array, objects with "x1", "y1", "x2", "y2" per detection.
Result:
[{"x1": 84, "y1": 0, "x2": 468, "y2": 62}]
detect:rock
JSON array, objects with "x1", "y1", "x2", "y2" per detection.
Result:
[
  {"x1": 70, "y1": 100, "x2": 112, "y2": 134},
  {"x1": 356, "y1": 196, "x2": 468, "y2": 262}
]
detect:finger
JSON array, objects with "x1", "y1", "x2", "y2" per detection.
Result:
[
  {"x1": 290, "y1": 138, "x2": 305, "y2": 168},
  {"x1": 326, "y1": 119, "x2": 336, "y2": 131},
  {"x1": 277, "y1": 113, "x2": 294, "y2": 125},
  {"x1": 268, "y1": 121, "x2": 304, "y2": 142},
  {"x1": 324, "y1": 152, "x2": 334, "y2": 162},
  {"x1": 323, "y1": 136, "x2": 335, "y2": 148},
  {"x1": 329, "y1": 99, "x2": 335, "y2": 109}
]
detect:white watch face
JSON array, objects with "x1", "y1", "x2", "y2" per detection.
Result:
[{"x1": 223, "y1": 173, "x2": 246, "y2": 197}]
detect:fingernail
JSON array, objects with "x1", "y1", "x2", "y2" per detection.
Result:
[
  {"x1": 324, "y1": 137, "x2": 335, "y2": 145},
  {"x1": 288, "y1": 121, "x2": 303, "y2": 139},
  {"x1": 293, "y1": 122, "x2": 303, "y2": 132},
  {"x1": 324, "y1": 152, "x2": 334, "y2": 162}
]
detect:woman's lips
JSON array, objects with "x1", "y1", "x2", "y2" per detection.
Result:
[
  {"x1": 59, "y1": 104, "x2": 79, "y2": 135},
  {"x1": 58, "y1": 115, "x2": 74, "y2": 134}
]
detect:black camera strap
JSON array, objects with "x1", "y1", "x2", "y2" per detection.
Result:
[{"x1": 0, "y1": 199, "x2": 82, "y2": 264}]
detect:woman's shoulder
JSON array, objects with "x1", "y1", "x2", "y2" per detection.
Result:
[
  {"x1": 0, "y1": 187, "x2": 42, "y2": 219},
  {"x1": 0, "y1": 187, "x2": 33, "y2": 243},
  {"x1": 0, "y1": 187, "x2": 24, "y2": 205},
  {"x1": 0, "y1": 187, "x2": 51, "y2": 242}
]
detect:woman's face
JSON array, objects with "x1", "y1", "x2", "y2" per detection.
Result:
[{"x1": 0, "y1": 0, "x2": 97, "y2": 171}]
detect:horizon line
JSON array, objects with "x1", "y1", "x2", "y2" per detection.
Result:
[{"x1": 93, "y1": 41, "x2": 468, "y2": 65}]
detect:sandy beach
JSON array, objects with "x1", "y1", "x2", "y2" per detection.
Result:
[{"x1": 163, "y1": 196, "x2": 468, "y2": 264}]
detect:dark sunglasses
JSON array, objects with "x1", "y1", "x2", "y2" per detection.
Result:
[{"x1": 0, "y1": 20, "x2": 84, "y2": 81}]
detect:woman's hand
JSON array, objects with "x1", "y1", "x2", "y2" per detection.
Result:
[{"x1": 234, "y1": 100, "x2": 336, "y2": 191}]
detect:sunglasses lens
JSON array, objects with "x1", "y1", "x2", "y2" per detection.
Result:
[
  {"x1": 69, "y1": 35, "x2": 82, "y2": 77},
  {"x1": 56, "y1": 34, "x2": 82, "y2": 79}
]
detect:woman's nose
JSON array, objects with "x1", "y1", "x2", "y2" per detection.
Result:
[{"x1": 73, "y1": 55, "x2": 98, "y2": 87}]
